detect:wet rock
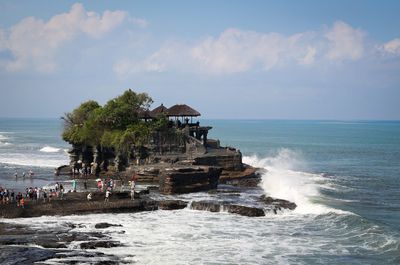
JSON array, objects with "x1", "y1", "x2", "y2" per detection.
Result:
[
  {"x1": 259, "y1": 195, "x2": 297, "y2": 211},
  {"x1": 64, "y1": 222, "x2": 85, "y2": 229},
  {"x1": 55, "y1": 165, "x2": 73, "y2": 175},
  {"x1": 0, "y1": 246, "x2": 57, "y2": 264},
  {"x1": 190, "y1": 201, "x2": 265, "y2": 217},
  {"x1": 80, "y1": 240, "x2": 122, "y2": 249},
  {"x1": 190, "y1": 201, "x2": 221, "y2": 212},
  {"x1": 208, "y1": 189, "x2": 241, "y2": 195},
  {"x1": 95, "y1": 223, "x2": 122, "y2": 229},
  {"x1": 158, "y1": 200, "x2": 188, "y2": 210},
  {"x1": 37, "y1": 241, "x2": 67, "y2": 249},
  {"x1": 225, "y1": 204, "x2": 265, "y2": 217},
  {"x1": 159, "y1": 166, "x2": 221, "y2": 194},
  {"x1": 53, "y1": 251, "x2": 122, "y2": 264},
  {"x1": 0, "y1": 197, "x2": 160, "y2": 218}
]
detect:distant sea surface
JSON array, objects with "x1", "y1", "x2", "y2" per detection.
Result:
[{"x1": 1, "y1": 118, "x2": 399, "y2": 264}]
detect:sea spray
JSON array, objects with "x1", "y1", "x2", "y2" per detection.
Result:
[
  {"x1": 243, "y1": 148, "x2": 348, "y2": 215},
  {"x1": 39, "y1": 146, "x2": 61, "y2": 153},
  {"x1": 0, "y1": 134, "x2": 12, "y2": 147}
]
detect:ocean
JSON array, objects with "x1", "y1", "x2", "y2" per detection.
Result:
[{"x1": 1, "y1": 118, "x2": 399, "y2": 264}]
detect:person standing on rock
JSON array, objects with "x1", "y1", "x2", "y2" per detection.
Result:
[
  {"x1": 72, "y1": 179, "x2": 77, "y2": 192},
  {"x1": 20, "y1": 197, "x2": 25, "y2": 208},
  {"x1": 59, "y1": 184, "x2": 64, "y2": 199},
  {"x1": 87, "y1": 192, "x2": 92, "y2": 201},
  {"x1": 130, "y1": 179, "x2": 136, "y2": 200},
  {"x1": 105, "y1": 190, "x2": 111, "y2": 203}
]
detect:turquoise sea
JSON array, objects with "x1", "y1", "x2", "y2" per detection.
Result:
[{"x1": 1, "y1": 118, "x2": 399, "y2": 264}]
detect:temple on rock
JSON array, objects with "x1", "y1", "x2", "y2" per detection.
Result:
[{"x1": 60, "y1": 90, "x2": 256, "y2": 194}]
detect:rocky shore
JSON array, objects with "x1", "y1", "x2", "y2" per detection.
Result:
[
  {"x1": 0, "y1": 183, "x2": 297, "y2": 264},
  {"x1": 0, "y1": 186, "x2": 296, "y2": 219}
]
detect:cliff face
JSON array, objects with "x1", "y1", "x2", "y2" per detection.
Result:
[{"x1": 159, "y1": 166, "x2": 221, "y2": 195}]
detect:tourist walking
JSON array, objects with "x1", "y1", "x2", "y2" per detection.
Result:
[{"x1": 104, "y1": 190, "x2": 111, "y2": 202}]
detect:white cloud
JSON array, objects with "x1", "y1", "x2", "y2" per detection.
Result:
[
  {"x1": 382, "y1": 38, "x2": 400, "y2": 55},
  {"x1": 299, "y1": 46, "x2": 317, "y2": 65},
  {"x1": 130, "y1": 18, "x2": 148, "y2": 28},
  {"x1": 116, "y1": 21, "x2": 371, "y2": 75},
  {"x1": 0, "y1": 28, "x2": 5, "y2": 51},
  {"x1": 190, "y1": 28, "x2": 288, "y2": 73},
  {"x1": 325, "y1": 21, "x2": 365, "y2": 61},
  {"x1": 0, "y1": 3, "x2": 144, "y2": 73},
  {"x1": 116, "y1": 28, "x2": 318, "y2": 75}
]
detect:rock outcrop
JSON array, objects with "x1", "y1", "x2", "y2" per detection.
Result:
[
  {"x1": 190, "y1": 201, "x2": 265, "y2": 217},
  {"x1": 158, "y1": 200, "x2": 188, "y2": 210},
  {"x1": 95, "y1": 223, "x2": 123, "y2": 229},
  {"x1": 159, "y1": 166, "x2": 221, "y2": 194},
  {"x1": 0, "y1": 222, "x2": 122, "y2": 264},
  {"x1": 259, "y1": 195, "x2": 297, "y2": 213}
]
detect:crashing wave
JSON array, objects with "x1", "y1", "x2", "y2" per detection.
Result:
[
  {"x1": 39, "y1": 146, "x2": 61, "y2": 153},
  {"x1": 243, "y1": 148, "x2": 352, "y2": 215}
]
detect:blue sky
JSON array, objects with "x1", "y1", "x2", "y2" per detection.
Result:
[{"x1": 0, "y1": 1, "x2": 399, "y2": 119}]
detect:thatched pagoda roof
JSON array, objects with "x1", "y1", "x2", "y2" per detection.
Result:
[
  {"x1": 150, "y1": 104, "x2": 168, "y2": 117},
  {"x1": 137, "y1": 108, "x2": 153, "y2": 119},
  {"x1": 166, "y1": 104, "x2": 201, "y2": 117}
]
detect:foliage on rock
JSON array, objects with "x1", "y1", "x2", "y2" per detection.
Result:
[{"x1": 62, "y1": 89, "x2": 166, "y2": 153}]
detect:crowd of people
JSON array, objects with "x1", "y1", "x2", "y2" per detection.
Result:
[
  {"x1": 14, "y1": 170, "x2": 34, "y2": 179},
  {"x1": 1, "y1": 173, "x2": 140, "y2": 208},
  {"x1": 0, "y1": 183, "x2": 65, "y2": 208}
]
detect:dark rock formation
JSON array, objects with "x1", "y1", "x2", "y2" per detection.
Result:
[
  {"x1": 0, "y1": 246, "x2": 57, "y2": 264},
  {"x1": 55, "y1": 165, "x2": 73, "y2": 175},
  {"x1": 159, "y1": 166, "x2": 221, "y2": 194},
  {"x1": 190, "y1": 201, "x2": 265, "y2": 217},
  {"x1": 190, "y1": 201, "x2": 221, "y2": 212},
  {"x1": 95, "y1": 223, "x2": 122, "y2": 229},
  {"x1": 259, "y1": 195, "x2": 297, "y2": 212},
  {"x1": 0, "y1": 222, "x2": 122, "y2": 264},
  {"x1": 0, "y1": 195, "x2": 158, "y2": 219},
  {"x1": 80, "y1": 241, "x2": 122, "y2": 249},
  {"x1": 158, "y1": 200, "x2": 188, "y2": 210},
  {"x1": 226, "y1": 204, "x2": 265, "y2": 217},
  {"x1": 193, "y1": 148, "x2": 243, "y2": 171},
  {"x1": 219, "y1": 165, "x2": 261, "y2": 187}
]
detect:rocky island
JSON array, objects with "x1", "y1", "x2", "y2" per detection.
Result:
[
  {"x1": 0, "y1": 89, "x2": 298, "y2": 264},
  {"x1": 1, "y1": 89, "x2": 296, "y2": 219},
  {"x1": 58, "y1": 89, "x2": 260, "y2": 193}
]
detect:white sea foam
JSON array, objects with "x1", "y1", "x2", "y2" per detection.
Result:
[
  {"x1": 39, "y1": 146, "x2": 61, "y2": 153},
  {"x1": 0, "y1": 154, "x2": 69, "y2": 168},
  {"x1": 243, "y1": 149, "x2": 351, "y2": 215},
  {"x1": 4, "y1": 209, "x2": 398, "y2": 265},
  {"x1": 0, "y1": 141, "x2": 12, "y2": 147},
  {"x1": 0, "y1": 135, "x2": 11, "y2": 147},
  {"x1": 0, "y1": 134, "x2": 12, "y2": 147}
]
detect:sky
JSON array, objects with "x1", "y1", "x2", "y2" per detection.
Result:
[{"x1": 0, "y1": 0, "x2": 399, "y2": 119}]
